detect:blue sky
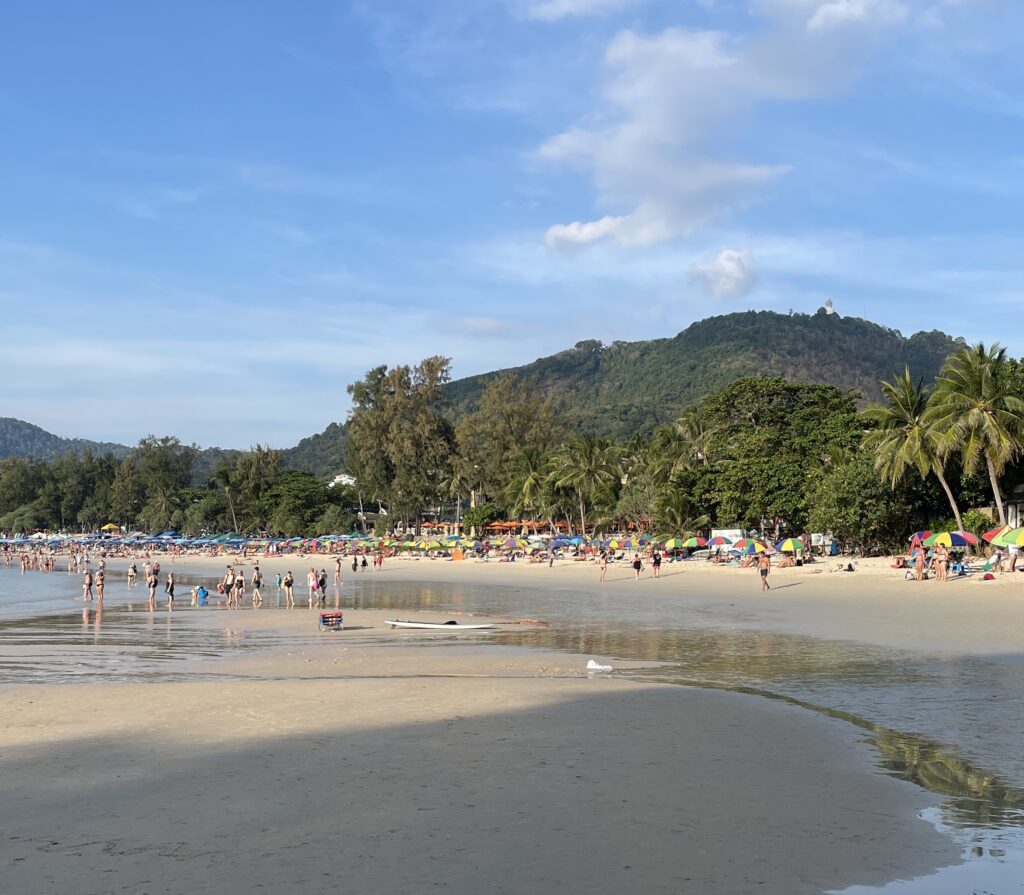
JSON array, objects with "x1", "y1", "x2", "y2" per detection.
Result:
[{"x1": 2, "y1": 0, "x2": 1023, "y2": 448}]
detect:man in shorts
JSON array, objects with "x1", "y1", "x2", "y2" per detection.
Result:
[{"x1": 758, "y1": 552, "x2": 771, "y2": 591}]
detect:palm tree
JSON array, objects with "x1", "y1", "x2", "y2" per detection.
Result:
[
  {"x1": 925, "y1": 344, "x2": 1024, "y2": 527},
  {"x1": 654, "y1": 488, "x2": 709, "y2": 540},
  {"x1": 674, "y1": 407, "x2": 714, "y2": 466},
  {"x1": 549, "y1": 435, "x2": 618, "y2": 537},
  {"x1": 646, "y1": 425, "x2": 691, "y2": 485},
  {"x1": 862, "y1": 368, "x2": 964, "y2": 532},
  {"x1": 504, "y1": 448, "x2": 549, "y2": 533},
  {"x1": 212, "y1": 465, "x2": 239, "y2": 533}
]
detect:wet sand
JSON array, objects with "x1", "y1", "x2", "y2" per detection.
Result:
[
  {"x1": 0, "y1": 607, "x2": 958, "y2": 894},
  {"x1": 96, "y1": 551, "x2": 1024, "y2": 655}
]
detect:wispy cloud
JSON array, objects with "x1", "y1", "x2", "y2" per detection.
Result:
[
  {"x1": 117, "y1": 185, "x2": 205, "y2": 221},
  {"x1": 520, "y1": 0, "x2": 637, "y2": 22}
]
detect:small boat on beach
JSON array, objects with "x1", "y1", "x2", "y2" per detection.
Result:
[{"x1": 385, "y1": 619, "x2": 495, "y2": 630}]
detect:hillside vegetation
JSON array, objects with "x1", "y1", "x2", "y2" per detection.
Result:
[
  {"x1": 0, "y1": 418, "x2": 131, "y2": 461},
  {"x1": 446, "y1": 309, "x2": 961, "y2": 438},
  {"x1": 1, "y1": 309, "x2": 963, "y2": 470}
]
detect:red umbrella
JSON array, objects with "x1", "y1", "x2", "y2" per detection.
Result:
[{"x1": 983, "y1": 525, "x2": 1011, "y2": 543}]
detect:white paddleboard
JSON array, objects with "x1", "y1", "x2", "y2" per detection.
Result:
[{"x1": 385, "y1": 619, "x2": 495, "y2": 630}]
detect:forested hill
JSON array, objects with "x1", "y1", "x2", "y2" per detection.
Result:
[
  {"x1": 0, "y1": 414, "x2": 346, "y2": 480},
  {"x1": 446, "y1": 309, "x2": 962, "y2": 438},
  {"x1": 0, "y1": 418, "x2": 132, "y2": 461},
  {"x1": 2, "y1": 309, "x2": 964, "y2": 472}
]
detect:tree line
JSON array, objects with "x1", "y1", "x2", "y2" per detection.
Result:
[
  {"x1": 344, "y1": 344, "x2": 1024, "y2": 550},
  {"x1": 0, "y1": 436, "x2": 358, "y2": 537},
  {"x1": 2, "y1": 342, "x2": 1022, "y2": 548}
]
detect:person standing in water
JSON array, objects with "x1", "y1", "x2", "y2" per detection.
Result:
[
  {"x1": 251, "y1": 564, "x2": 263, "y2": 606},
  {"x1": 127, "y1": 562, "x2": 137, "y2": 586},
  {"x1": 283, "y1": 570, "x2": 295, "y2": 608},
  {"x1": 95, "y1": 568, "x2": 105, "y2": 601},
  {"x1": 147, "y1": 568, "x2": 158, "y2": 611},
  {"x1": 83, "y1": 568, "x2": 94, "y2": 601},
  {"x1": 165, "y1": 571, "x2": 176, "y2": 609},
  {"x1": 758, "y1": 552, "x2": 771, "y2": 591}
]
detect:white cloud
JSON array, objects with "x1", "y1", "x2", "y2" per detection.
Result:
[
  {"x1": 690, "y1": 248, "x2": 756, "y2": 298},
  {"x1": 524, "y1": 0, "x2": 634, "y2": 21},
  {"x1": 807, "y1": 0, "x2": 909, "y2": 31},
  {"x1": 539, "y1": 4, "x2": 922, "y2": 250}
]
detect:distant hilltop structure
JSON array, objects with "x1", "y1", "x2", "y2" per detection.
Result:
[{"x1": 822, "y1": 298, "x2": 837, "y2": 316}]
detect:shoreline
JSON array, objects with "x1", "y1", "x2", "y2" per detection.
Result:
[
  {"x1": 4, "y1": 558, "x2": 1016, "y2": 891},
  {"x1": 64, "y1": 551, "x2": 1024, "y2": 657},
  {"x1": 0, "y1": 608, "x2": 960, "y2": 894}
]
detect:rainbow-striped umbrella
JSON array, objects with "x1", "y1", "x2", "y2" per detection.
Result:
[
  {"x1": 922, "y1": 531, "x2": 978, "y2": 548},
  {"x1": 777, "y1": 538, "x2": 805, "y2": 553},
  {"x1": 993, "y1": 527, "x2": 1024, "y2": 547},
  {"x1": 682, "y1": 536, "x2": 708, "y2": 548}
]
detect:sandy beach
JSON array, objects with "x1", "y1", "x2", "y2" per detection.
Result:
[
  {"x1": 1, "y1": 601, "x2": 962, "y2": 895},
  {"x1": 92, "y1": 550, "x2": 1024, "y2": 655}
]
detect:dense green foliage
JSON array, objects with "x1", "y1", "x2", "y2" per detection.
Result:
[
  {"x1": 0, "y1": 437, "x2": 358, "y2": 538},
  {"x1": 447, "y1": 309, "x2": 961, "y2": 438},
  {"x1": 3, "y1": 322, "x2": 1022, "y2": 551},
  {"x1": 1, "y1": 310, "x2": 962, "y2": 476},
  {"x1": 0, "y1": 418, "x2": 131, "y2": 461}
]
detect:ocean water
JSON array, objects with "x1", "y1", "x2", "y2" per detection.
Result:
[{"x1": 2, "y1": 563, "x2": 1023, "y2": 892}]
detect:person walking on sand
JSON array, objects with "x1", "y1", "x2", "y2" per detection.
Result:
[
  {"x1": 334, "y1": 556, "x2": 342, "y2": 584},
  {"x1": 632, "y1": 553, "x2": 643, "y2": 580},
  {"x1": 758, "y1": 552, "x2": 771, "y2": 590},
  {"x1": 599, "y1": 552, "x2": 608, "y2": 583},
  {"x1": 652, "y1": 550, "x2": 662, "y2": 579}
]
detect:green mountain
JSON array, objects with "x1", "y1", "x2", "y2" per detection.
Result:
[
  {"x1": 280, "y1": 422, "x2": 348, "y2": 477},
  {"x1": 1, "y1": 309, "x2": 966, "y2": 473},
  {"x1": 0, "y1": 418, "x2": 132, "y2": 461},
  {"x1": 446, "y1": 309, "x2": 963, "y2": 438}
]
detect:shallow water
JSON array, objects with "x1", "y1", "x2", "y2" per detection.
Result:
[{"x1": 3, "y1": 564, "x2": 1024, "y2": 891}]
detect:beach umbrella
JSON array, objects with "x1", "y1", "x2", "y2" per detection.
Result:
[
  {"x1": 777, "y1": 538, "x2": 805, "y2": 553},
  {"x1": 993, "y1": 527, "x2": 1024, "y2": 547},
  {"x1": 735, "y1": 538, "x2": 766, "y2": 552},
  {"x1": 922, "y1": 531, "x2": 979, "y2": 548},
  {"x1": 682, "y1": 537, "x2": 707, "y2": 549},
  {"x1": 707, "y1": 535, "x2": 733, "y2": 547},
  {"x1": 908, "y1": 530, "x2": 932, "y2": 543},
  {"x1": 983, "y1": 525, "x2": 1012, "y2": 544},
  {"x1": 663, "y1": 538, "x2": 685, "y2": 549}
]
